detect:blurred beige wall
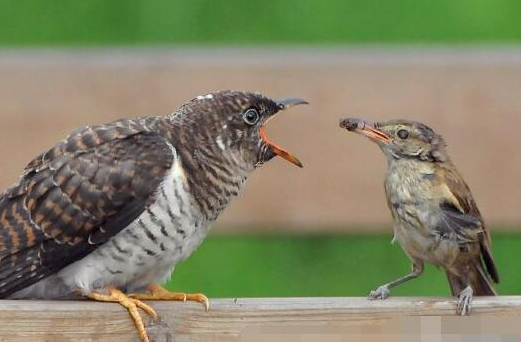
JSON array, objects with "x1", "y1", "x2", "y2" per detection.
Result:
[{"x1": 0, "y1": 48, "x2": 519, "y2": 233}]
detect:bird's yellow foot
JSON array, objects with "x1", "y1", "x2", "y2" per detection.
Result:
[
  {"x1": 87, "y1": 286, "x2": 157, "y2": 342},
  {"x1": 130, "y1": 283, "x2": 210, "y2": 311}
]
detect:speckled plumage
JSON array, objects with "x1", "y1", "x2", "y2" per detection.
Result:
[{"x1": 0, "y1": 90, "x2": 306, "y2": 299}]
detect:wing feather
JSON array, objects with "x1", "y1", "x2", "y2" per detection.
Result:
[
  {"x1": 437, "y1": 165, "x2": 499, "y2": 283},
  {"x1": 0, "y1": 119, "x2": 174, "y2": 297}
]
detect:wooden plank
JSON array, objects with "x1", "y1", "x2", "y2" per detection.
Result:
[{"x1": 0, "y1": 297, "x2": 519, "y2": 341}]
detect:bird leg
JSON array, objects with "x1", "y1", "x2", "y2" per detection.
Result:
[
  {"x1": 368, "y1": 262, "x2": 424, "y2": 300},
  {"x1": 87, "y1": 286, "x2": 157, "y2": 342},
  {"x1": 457, "y1": 285, "x2": 473, "y2": 315},
  {"x1": 130, "y1": 283, "x2": 210, "y2": 311}
]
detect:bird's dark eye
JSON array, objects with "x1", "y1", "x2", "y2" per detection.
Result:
[
  {"x1": 397, "y1": 129, "x2": 409, "y2": 139},
  {"x1": 243, "y1": 108, "x2": 260, "y2": 125}
]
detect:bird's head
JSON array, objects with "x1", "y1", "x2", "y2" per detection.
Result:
[
  {"x1": 169, "y1": 90, "x2": 308, "y2": 168},
  {"x1": 339, "y1": 118, "x2": 448, "y2": 162}
]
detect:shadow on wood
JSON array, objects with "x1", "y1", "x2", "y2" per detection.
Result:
[{"x1": 0, "y1": 297, "x2": 519, "y2": 341}]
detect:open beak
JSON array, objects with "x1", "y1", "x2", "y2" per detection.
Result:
[
  {"x1": 339, "y1": 118, "x2": 391, "y2": 143},
  {"x1": 259, "y1": 97, "x2": 308, "y2": 168}
]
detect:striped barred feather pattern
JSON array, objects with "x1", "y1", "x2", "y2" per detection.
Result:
[{"x1": 0, "y1": 118, "x2": 174, "y2": 297}]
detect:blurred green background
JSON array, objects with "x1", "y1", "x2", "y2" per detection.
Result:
[
  {"x1": 168, "y1": 234, "x2": 521, "y2": 297},
  {"x1": 1, "y1": 0, "x2": 521, "y2": 45},
  {"x1": 1, "y1": 0, "x2": 520, "y2": 297}
]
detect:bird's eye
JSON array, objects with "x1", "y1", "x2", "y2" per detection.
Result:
[
  {"x1": 397, "y1": 129, "x2": 409, "y2": 139},
  {"x1": 243, "y1": 108, "x2": 260, "y2": 125}
]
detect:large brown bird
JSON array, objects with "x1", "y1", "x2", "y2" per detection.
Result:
[
  {"x1": 340, "y1": 118, "x2": 499, "y2": 315},
  {"x1": 0, "y1": 90, "x2": 307, "y2": 341}
]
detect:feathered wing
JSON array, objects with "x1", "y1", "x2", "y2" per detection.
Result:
[
  {"x1": 0, "y1": 120, "x2": 174, "y2": 297},
  {"x1": 436, "y1": 165, "x2": 499, "y2": 296}
]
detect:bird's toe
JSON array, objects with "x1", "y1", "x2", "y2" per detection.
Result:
[
  {"x1": 456, "y1": 286, "x2": 473, "y2": 315},
  {"x1": 368, "y1": 285, "x2": 390, "y2": 300}
]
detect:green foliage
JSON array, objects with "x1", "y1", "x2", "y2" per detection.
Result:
[
  {"x1": 1, "y1": 0, "x2": 521, "y2": 45},
  {"x1": 166, "y1": 233, "x2": 520, "y2": 297}
]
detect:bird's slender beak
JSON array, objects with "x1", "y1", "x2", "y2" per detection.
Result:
[
  {"x1": 259, "y1": 97, "x2": 308, "y2": 168},
  {"x1": 339, "y1": 117, "x2": 391, "y2": 143},
  {"x1": 276, "y1": 98, "x2": 309, "y2": 110}
]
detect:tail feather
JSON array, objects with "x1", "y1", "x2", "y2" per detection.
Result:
[
  {"x1": 480, "y1": 241, "x2": 499, "y2": 284},
  {"x1": 471, "y1": 263, "x2": 497, "y2": 296},
  {"x1": 446, "y1": 263, "x2": 497, "y2": 297},
  {"x1": 446, "y1": 272, "x2": 465, "y2": 296}
]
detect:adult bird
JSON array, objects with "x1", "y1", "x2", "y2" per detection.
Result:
[
  {"x1": 0, "y1": 90, "x2": 307, "y2": 341},
  {"x1": 339, "y1": 118, "x2": 499, "y2": 315}
]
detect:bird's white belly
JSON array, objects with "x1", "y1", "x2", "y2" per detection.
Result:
[
  {"x1": 393, "y1": 220, "x2": 459, "y2": 268},
  {"x1": 61, "y1": 213, "x2": 209, "y2": 294}
]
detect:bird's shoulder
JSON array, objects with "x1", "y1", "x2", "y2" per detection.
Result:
[
  {"x1": 4, "y1": 115, "x2": 175, "y2": 240},
  {"x1": 17, "y1": 117, "x2": 163, "y2": 185},
  {"x1": 432, "y1": 163, "x2": 482, "y2": 219}
]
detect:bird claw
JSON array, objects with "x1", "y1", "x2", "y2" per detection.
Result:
[
  {"x1": 87, "y1": 287, "x2": 157, "y2": 342},
  {"x1": 457, "y1": 286, "x2": 473, "y2": 315},
  {"x1": 130, "y1": 284, "x2": 210, "y2": 311},
  {"x1": 368, "y1": 285, "x2": 390, "y2": 300},
  {"x1": 186, "y1": 293, "x2": 210, "y2": 312}
]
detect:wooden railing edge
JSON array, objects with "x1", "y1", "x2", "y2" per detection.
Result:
[{"x1": 0, "y1": 296, "x2": 519, "y2": 341}]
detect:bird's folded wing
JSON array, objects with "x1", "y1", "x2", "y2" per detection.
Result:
[
  {"x1": 435, "y1": 165, "x2": 499, "y2": 283},
  {"x1": 434, "y1": 166, "x2": 486, "y2": 243},
  {"x1": 0, "y1": 120, "x2": 174, "y2": 297},
  {"x1": 436, "y1": 201, "x2": 483, "y2": 243}
]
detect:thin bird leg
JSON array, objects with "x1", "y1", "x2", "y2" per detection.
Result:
[
  {"x1": 87, "y1": 286, "x2": 158, "y2": 342},
  {"x1": 457, "y1": 285, "x2": 473, "y2": 316},
  {"x1": 368, "y1": 262, "x2": 424, "y2": 300},
  {"x1": 130, "y1": 283, "x2": 210, "y2": 311}
]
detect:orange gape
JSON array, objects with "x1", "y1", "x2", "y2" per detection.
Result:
[{"x1": 259, "y1": 125, "x2": 303, "y2": 167}]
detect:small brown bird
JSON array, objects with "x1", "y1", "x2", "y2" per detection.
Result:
[
  {"x1": 339, "y1": 118, "x2": 499, "y2": 315},
  {"x1": 0, "y1": 90, "x2": 307, "y2": 341}
]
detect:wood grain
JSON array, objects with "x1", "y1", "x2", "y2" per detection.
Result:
[{"x1": 0, "y1": 297, "x2": 519, "y2": 341}]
